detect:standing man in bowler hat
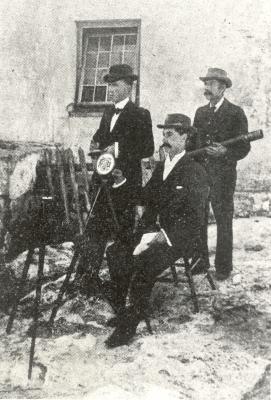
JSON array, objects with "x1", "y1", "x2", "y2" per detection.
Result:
[
  {"x1": 90, "y1": 64, "x2": 154, "y2": 193},
  {"x1": 76, "y1": 64, "x2": 154, "y2": 291},
  {"x1": 190, "y1": 68, "x2": 250, "y2": 280}
]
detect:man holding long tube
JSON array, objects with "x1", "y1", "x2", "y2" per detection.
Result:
[{"x1": 190, "y1": 68, "x2": 251, "y2": 280}]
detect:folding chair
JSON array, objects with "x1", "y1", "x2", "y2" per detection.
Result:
[
  {"x1": 170, "y1": 252, "x2": 216, "y2": 313},
  {"x1": 170, "y1": 183, "x2": 216, "y2": 313}
]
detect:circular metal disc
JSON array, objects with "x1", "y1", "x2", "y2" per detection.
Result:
[{"x1": 96, "y1": 153, "x2": 115, "y2": 175}]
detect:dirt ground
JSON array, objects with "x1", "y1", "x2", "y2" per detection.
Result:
[{"x1": 0, "y1": 217, "x2": 271, "y2": 400}]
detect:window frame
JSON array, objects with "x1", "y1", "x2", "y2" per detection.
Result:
[{"x1": 73, "y1": 19, "x2": 141, "y2": 116}]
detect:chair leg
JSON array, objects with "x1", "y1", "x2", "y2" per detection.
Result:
[
  {"x1": 28, "y1": 245, "x2": 45, "y2": 380},
  {"x1": 170, "y1": 265, "x2": 178, "y2": 286},
  {"x1": 184, "y1": 260, "x2": 199, "y2": 313},
  {"x1": 143, "y1": 311, "x2": 153, "y2": 334},
  {"x1": 6, "y1": 247, "x2": 35, "y2": 334}
]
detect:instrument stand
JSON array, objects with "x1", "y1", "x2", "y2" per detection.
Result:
[
  {"x1": 6, "y1": 175, "x2": 152, "y2": 381},
  {"x1": 6, "y1": 195, "x2": 52, "y2": 380},
  {"x1": 47, "y1": 176, "x2": 152, "y2": 334}
]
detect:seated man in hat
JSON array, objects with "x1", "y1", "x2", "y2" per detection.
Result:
[
  {"x1": 189, "y1": 68, "x2": 250, "y2": 281},
  {"x1": 76, "y1": 64, "x2": 154, "y2": 292},
  {"x1": 104, "y1": 114, "x2": 209, "y2": 348}
]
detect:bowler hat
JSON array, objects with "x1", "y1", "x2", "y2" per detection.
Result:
[
  {"x1": 103, "y1": 64, "x2": 138, "y2": 83},
  {"x1": 157, "y1": 113, "x2": 193, "y2": 132},
  {"x1": 199, "y1": 68, "x2": 232, "y2": 88}
]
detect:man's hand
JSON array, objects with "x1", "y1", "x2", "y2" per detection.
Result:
[
  {"x1": 89, "y1": 140, "x2": 100, "y2": 152},
  {"x1": 112, "y1": 168, "x2": 125, "y2": 186},
  {"x1": 89, "y1": 141, "x2": 101, "y2": 159},
  {"x1": 206, "y1": 142, "x2": 227, "y2": 157}
]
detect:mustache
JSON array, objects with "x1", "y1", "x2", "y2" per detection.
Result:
[
  {"x1": 161, "y1": 143, "x2": 171, "y2": 148},
  {"x1": 204, "y1": 89, "x2": 213, "y2": 96}
]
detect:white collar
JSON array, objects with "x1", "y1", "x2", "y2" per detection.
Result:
[
  {"x1": 166, "y1": 150, "x2": 186, "y2": 163},
  {"x1": 210, "y1": 96, "x2": 224, "y2": 111},
  {"x1": 115, "y1": 97, "x2": 130, "y2": 109},
  {"x1": 163, "y1": 150, "x2": 186, "y2": 181}
]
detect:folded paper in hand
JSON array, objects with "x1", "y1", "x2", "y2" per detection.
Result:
[{"x1": 133, "y1": 232, "x2": 157, "y2": 256}]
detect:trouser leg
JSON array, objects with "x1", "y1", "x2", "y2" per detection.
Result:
[
  {"x1": 129, "y1": 245, "x2": 178, "y2": 316},
  {"x1": 106, "y1": 241, "x2": 134, "y2": 310},
  {"x1": 76, "y1": 235, "x2": 107, "y2": 275},
  {"x1": 210, "y1": 169, "x2": 236, "y2": 274}
]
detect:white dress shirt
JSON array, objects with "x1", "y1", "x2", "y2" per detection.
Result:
[
  {"x1": 110, "y1": 97, "x2": 130, "y2": 159},
  {"x1": 160, "y1": 149, "x2": 186, "y2": 246},
  {"x1": 163, "y1": 150, "x2": 186, "y2": 181},
  {"x1": 210, "y1": 96, "x2": 224, "y2": 112},
  {"x1": 110, "y1": 97, "x2": 130, "y2": 131}
]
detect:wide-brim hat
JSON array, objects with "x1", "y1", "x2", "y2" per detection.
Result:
[
  {"x1": 199, "y1": 67, "x2": 232, "y2": 88},
  {"x1": 103, "y1": 64, "x2": 138, "y2": 83},
  {"x1": 157, "y1": 113, "x2": 194, "y2": 133}
]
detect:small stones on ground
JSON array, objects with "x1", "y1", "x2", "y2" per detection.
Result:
[
  {"x1": 244, "y1": 243, "x2": 264, "y2": 252},
  {"x1": 232, "y1": 274, "x2": 241, "y2": 285},
  {"x1": 159, "y1": 369, "x2": 171, "y2": 376}
]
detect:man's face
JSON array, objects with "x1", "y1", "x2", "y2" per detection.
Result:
[
  {"x1": 203, "y1": 79, "x2": 225, "y2": 102},
  {"x1": 108, "y1": 80, "x2": 131, "y2": 103},
  {"x1": 162, "y1": 128, "x2": 187, "y2": 154}
]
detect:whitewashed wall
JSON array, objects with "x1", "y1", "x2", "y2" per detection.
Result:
[{"x1": 0, "y1": 0, "x2": 270, "y2": 163}]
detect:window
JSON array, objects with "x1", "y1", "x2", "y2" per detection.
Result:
[{"x1": 74, "y1": 19, "x2": 141, "y2": 114}]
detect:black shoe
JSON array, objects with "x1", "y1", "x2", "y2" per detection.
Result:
[
  {"x1": 215, "y1": 271, "x2": 231, "y2": 281},
  {"x1": 105, "y1": 323, "x2": 138, "y2": 348},
  {"x1": 105, "y1": 307, "x2": 141, "y2": 348}
]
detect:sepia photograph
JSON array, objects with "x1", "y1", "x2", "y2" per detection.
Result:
[{"x1": 0, "y1": 0, "x2": 270, "y2": 399}]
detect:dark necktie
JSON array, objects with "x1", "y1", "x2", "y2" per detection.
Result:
[
  {"x1": 207, "y1": 106, "x2": 216, "y2": 145},
  {"x1": 210, "y1": 106, "x2": 216, "y2": 114}
]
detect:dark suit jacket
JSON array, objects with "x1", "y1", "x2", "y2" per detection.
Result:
[
  {"x1": 191, "y1": 98, "x2": 250, "y2": 171},
  {"x1": 140, "y1": 155, "x2": 209, "y2": 256},
  {"x1": 92, "y1": 101, "x2": 154, "y2": 193}
]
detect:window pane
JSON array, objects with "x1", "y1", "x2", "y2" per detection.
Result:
[
  {"x1": 85, "y1": 53, "x2": 97, "y2": 69},
  {"x1": 87, "y1": 36, "x2": 99, "y2": 52},
  {"x1": 96, "y1": 69, "x2": 108, "y2": 84},
  {"x1": 125, "y1": 35, "x2": 137, "y2": 51},
  {"x1": 112, "y1": 35, "x2": 124, "y2": 53},
  {"x1": 100, "y1": 36, "x2": 111, "y2": 51},
  {"x1": 123, "y1": 52, "x2": 136, "y2": 68},
  {"x1": 81, "y1": 86, "x2": 94, "y2": 102},
  {"x1": 83, "y1": 68, "x2": 96, "y2": 85},
  {"x1": 94, "y1": 86, "x2": 107, "y2": 102},
  {"x1": 98, "y1": 52, "x2": 110, "y2": 68},
  {"x1": 111, "y1": 52, "x2": 123, "y2": 65}
]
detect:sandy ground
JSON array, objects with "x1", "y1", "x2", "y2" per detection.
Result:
[{"x1": 0, "y1": 217, "x2": 271, "y2": 400}]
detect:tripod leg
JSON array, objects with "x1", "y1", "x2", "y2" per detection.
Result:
[
  {"x1": 94, "y1": 274, "x2": 119, "y2": 314},
  {"x1": 48, "y1": 248, "x2": 80, "y2": 327},
  {"x1": 6, "y1": 247, "x2": 34, "y2": 334},
  {"x1": 103, "y1": 184, "x2": 120, "y2": 232},
  {"x1": 170, "y1": 265, "x2": 178, "y2": 286},
  {"x1": 28, "y1": 245, "x2": 45, "y2": 380}
]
